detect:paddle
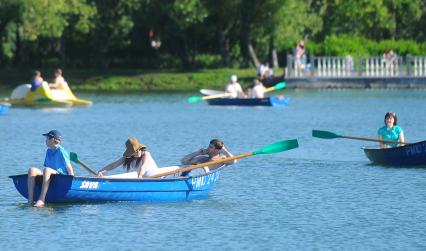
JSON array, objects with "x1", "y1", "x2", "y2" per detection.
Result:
[
  {"x1": 264, "y1": 81, "x2": 286, "y2": 93},
  {"x1": 149, "y1": 139, "x2": 299, "y2": 178},
  {"x1": 69, "y1": 152, "x2": 98, "y2": 175},
  {"x1": 188, "y1": 81, "x2": 286, "y2": 103},
  {"x1": 188, "y1": 92, "x2": 234, "y2": 103},
  {"x1": 312, "y1": 130, "x2": 409, "y2": 145}
]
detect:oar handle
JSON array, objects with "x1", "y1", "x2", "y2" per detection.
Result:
[
  {"x1": 77, "y1": 160, "x2": 98, "y2": 175},
  {"x1": 149, "y1": 152, "x2": 253, "y2": 178},
  {"x1": 343, "y1": 135, "x2": 409, "y2": 145},
  {"x1": 202, "y1": 92, "x2": 234, "y2": 100},
  {"x1": 264, "y1": 86, "x2": 275, "y2": 93}
]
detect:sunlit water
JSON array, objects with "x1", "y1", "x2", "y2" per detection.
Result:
[{"x1": 1, "y1": 89, "x2": 425, "y2": 250}]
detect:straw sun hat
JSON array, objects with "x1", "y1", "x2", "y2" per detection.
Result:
[{"x1": 123, "y1": 137, "x2": 147, "y2": 158}]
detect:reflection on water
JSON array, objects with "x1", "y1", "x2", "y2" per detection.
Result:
[{"x1": 1, "y1": 89, "x2": 426, "y2": 250}]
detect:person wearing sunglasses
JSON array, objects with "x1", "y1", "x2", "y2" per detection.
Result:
[
  {"x1": 378, "y1": 112, "x2": 405, "y2": 148},
  {"x1": 180, "y1": 139, "x2": 236, "y2": 176},
  {"x1": 28, "y1": 130, "x2": 74, "y2": 207},
  {"x1": 97, "y1": 137, "x2": 179, "y2": 178}
]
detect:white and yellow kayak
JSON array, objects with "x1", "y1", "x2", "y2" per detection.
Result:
[{"x1": 3, "y1": 82, "x2": 92, "y2": 106}]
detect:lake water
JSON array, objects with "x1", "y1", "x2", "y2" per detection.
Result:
[{"x1": 1, "y1": 89, "x2": 426, "y2": 250}]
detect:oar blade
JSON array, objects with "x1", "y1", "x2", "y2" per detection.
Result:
[
  {"x1": 253, "y1": 139, "x2": 299, "y2": 155},
  {"x1": 312, "y1": 130, "x2": 341, "y2": 139},
  {"x1": 187, "y1": 96, "x2": 203, "y2": 103},
  {"x1": 69, "y1": 152, "x2": 79, "y2": 163},
  {"x1": 274, "y1": 82, "x2": 286, "y2": 90}
]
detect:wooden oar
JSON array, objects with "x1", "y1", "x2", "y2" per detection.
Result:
[
  {"x1": 188, "y1": 92, "x2": 234, "y2": 103},
  {"x1": 312, "y1": 130, "x2": 409, "y2": 145},
  {"x1": 70, "y1": 152, "x2": 98, "y2": 175},
  {"x1": 149, "y1": 139, "x2": 299, "y2": 178},
  {"x1": 188, "y1": 81, "x2": 286, "y2": 103}
]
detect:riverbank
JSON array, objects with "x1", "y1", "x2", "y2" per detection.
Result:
[{"x1": 0, "y1": 68, "x2": 280, "y2": 92}]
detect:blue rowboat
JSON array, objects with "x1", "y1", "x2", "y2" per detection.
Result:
[
  {"x1": 9, "y1": 166, "x2": 223, "y2": 203},
  {"x1": 363, "y1": 140, "x2": 426, "y2": 166},
  {"x1": 207, "y1": 96, "x2": 290, "y2": 107},
  {"x1": 0, "y1": 103, "x2": 11, "y2": 115}
]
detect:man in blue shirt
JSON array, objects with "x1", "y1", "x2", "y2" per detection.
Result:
[{"x1": 27, "y1": 130, "x2": 74, "y2": 207}]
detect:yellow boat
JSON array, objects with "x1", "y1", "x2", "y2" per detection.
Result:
[{"x1": 3, "y1": 82, "x2": 92, "y2": 106}]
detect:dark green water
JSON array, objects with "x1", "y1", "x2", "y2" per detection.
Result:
[{"x1": 1, "y1": 89, "x2": 425, "y2": 250}]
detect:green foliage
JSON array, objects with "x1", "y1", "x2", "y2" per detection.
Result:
[
  {"x1": 307, "y1": 35, "x2": 426, "y2": 57},
  {"x1": 0, "y1": 0, "x2": 426, "y2": 69}
]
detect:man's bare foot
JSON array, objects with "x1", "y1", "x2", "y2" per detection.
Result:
[{"x1": 34, "y1": 200, "x2": 45, "y2": 208}]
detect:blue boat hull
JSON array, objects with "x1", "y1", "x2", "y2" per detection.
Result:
[
  {"x1": 0, "y1": 104, "x2": 10, "y2": 115},
  {"x1": 363, "y1": 140, "x2": 426, "y2": 166},
  {"x1": 9, "y1": 167, "x2": 222, "y2": 203},
  {"x1": 207, "y1": 96, "x2": 290, "y2": 107}
]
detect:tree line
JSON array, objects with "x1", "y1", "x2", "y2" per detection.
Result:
[{"x1": 0, "y1": 0, "x2": 425, "y2": 70}]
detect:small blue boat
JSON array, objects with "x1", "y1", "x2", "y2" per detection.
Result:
[
  {"x1": 207, "y1": 96, "x2": 290, "y2": 107},
  {"x1": 363, "y1": 140, "x2": 426, "y2": 166},
  {"x1": 9, "y1": 166, "x2": 223, "y2": 203},
  {"x1": 0, "y1": 102, "x2": 10, "y2": 115}
]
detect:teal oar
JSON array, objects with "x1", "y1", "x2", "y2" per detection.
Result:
[
  {"x1": 264, "y1": 81, "x2": 286, "y2": 93},
  {"x1": 312, "y1": 130, "x2": 409, "y2": 145},
  {"x1": 70, "y1": 152, "x2": 98, "y2": 175},
  {"x1": 149, "y1": 139, "x2": 299, "y2": 178}
]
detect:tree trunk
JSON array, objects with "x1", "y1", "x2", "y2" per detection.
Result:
[
  {"x1": 248, "y1": 42, "x2": 259, "y2": 68},
  {"x1": 219, "y1": 32, "x2": 231, "y2": 67},
  {"x1": 269, "y1": 35, "x2": 279, "y2": 68},
  {"x1": 58, "y1": 36, "x2": 66, "y2": 68},
  {"x1": 178, "y1": 36, "x2": 190, "y2": 69}
]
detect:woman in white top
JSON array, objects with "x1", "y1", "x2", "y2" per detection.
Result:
[
  {"x1": 249, "y1": 79, "x2": 266, "y2": 98},
  {"x1": 225, "y1": 75, "x2": 246, "y2": 98},
  {"x1": 48, "y1": 68, "x2": 66, "y2": 89},
  {"x1": 97, "y1": 137, "x2": 178, "y2": 178}
]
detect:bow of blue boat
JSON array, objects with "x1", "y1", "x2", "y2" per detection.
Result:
[{"x1": 363, "y1": 140, "x2": 426, "y2": 166}]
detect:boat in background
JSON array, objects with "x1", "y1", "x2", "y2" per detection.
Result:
[
  {"x1": 9, "y1": 165, "x2": 224, "y2": 203},
  {"x1": 0, "y1": 102, "x2": 11, "y2": 115},
  {"x1": 3, "y1": 82, "x2": 92, "y2": 107},
  {"x1": 363, "y1": 140, "x2": 426, "y2": 166},
  {"x1": 207, "y1": 96, "x2": 290, "y2": 107}
]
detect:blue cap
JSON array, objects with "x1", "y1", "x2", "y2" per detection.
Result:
[{"x1": 43, "y1": 130, "x2": 62, "y2": 140}]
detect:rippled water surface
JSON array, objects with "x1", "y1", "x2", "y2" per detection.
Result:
[{"x1": 1, "y1": 89, "x2": 426, "y2": 250}]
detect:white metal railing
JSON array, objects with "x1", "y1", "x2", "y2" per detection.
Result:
[{"x1": 286, "y1": 54, "x2": 426, "y2": 78}]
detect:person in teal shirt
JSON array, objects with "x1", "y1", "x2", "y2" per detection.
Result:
[
  {"x1": 378, "y1": 112, "x2": 405, "y2": 148},
  {"x1": 27, "y1": 130, "x2": 74, "y2": 207}
]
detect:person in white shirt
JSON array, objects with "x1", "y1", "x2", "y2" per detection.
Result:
[
  {"x1": 225, "y1": 75, "x2": 246, "y2": 98},
  {"x1": 249, "y1": 79, "x2": 266, "y2": 98},
  {"x1": 48, "y1": 68, "x2": 67, "y2": 89},
  {"x1": 97, "y1": 137, "x2": 179, "y2": 178}
]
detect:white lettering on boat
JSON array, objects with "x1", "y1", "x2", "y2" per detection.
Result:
[
  {"x1": 191, "y1": 172, "x2": 220, "y2": 189},
  {"x1": 405, "y1": 144, "x2": 424, "y2": 156},
  {"x1": 79, "y1": 181, "x2": 99, "y2": 189}
]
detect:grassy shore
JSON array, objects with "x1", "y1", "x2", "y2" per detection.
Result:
[{"x1": 0, "y1": 68, "x2": 283, "y2": 92}]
